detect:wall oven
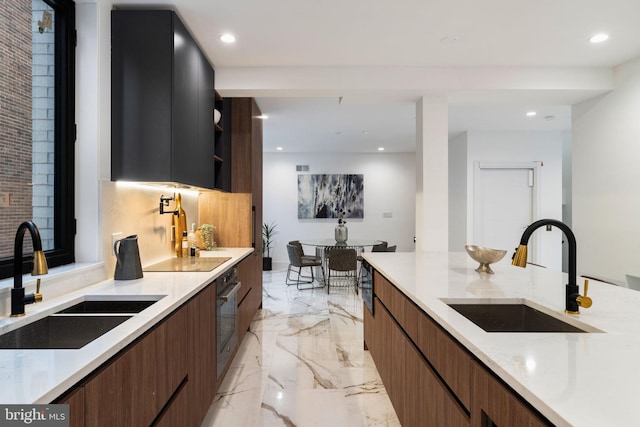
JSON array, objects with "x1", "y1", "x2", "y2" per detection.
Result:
[
  {"x1": 216, "y1": 266, "x2": 241, "y2": 379},
  {"x1": 360, "y1": 259, "x2": 374, "y2": 314}
]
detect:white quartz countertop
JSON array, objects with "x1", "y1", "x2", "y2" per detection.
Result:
[
  {"x1": 0, "y1": 248, "x2": 252, "y2": 404},
  {"x1": 362, "y1": 251, "x2": 640, "y2": 427}
]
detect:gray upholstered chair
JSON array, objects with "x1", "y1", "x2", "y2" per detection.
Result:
[
  {"x1": 371, "y1": 241, "x2": 388, "y2": 252},
  {"x1": 286, "y1": 243, "x2": 325, "y2": 289},
  {"x1": 326, "y1": 247, "x2": 359, "y2": 294},
  {"x1": 289, "y1": 240, "x2": 321, "y2": 263}
]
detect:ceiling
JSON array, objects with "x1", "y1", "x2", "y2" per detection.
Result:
[{"x1": 112, "y1": 0, "x2": 640, "y2": 152}]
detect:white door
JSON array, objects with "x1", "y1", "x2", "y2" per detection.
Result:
[{"x1": 474, "y1": 165, "x2": 535, "y2": 261}]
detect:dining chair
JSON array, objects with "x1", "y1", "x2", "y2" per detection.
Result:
[
  {"x1": 371, "y1": 241, "x2": 388, "y2": 252},
  {"x1": 289, "y1": 240, "x2": 321, "y2": 263},
  {"x1": 286, "y1": 244, "x2": 325, "y2": 290},
  {"x1": 326, "y1": 247, "x2": 359, "y2": 295}
]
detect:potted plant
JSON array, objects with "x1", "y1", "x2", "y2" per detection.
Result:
[{"x1": 262, "y1": 221, "x2": 278, "y2": 271}]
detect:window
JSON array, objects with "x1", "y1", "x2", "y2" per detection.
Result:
[{"x1": 0, "y1": 0, "x2": 75, "y2": 279}]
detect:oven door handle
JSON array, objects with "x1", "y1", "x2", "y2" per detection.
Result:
[{"x1": 218, "y1": 282, "x2": 241, "y2": 302}]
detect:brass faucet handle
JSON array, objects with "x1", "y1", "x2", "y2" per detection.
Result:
[
  {"x1": 34, "y1": 278, "x2": 43, "y2": 303},
  {"x1": 576, "y1": 279, "x2": 592, "y2": 309}
]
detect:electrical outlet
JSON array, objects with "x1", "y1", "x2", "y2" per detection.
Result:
[{"x1": 111, "y1": 232, "x2": 123, "y2": 255}]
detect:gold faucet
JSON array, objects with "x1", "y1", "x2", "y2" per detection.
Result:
[
  {"x1": 576, "y1": 279, "x2": 592, "y2": 309},
  {"x1": 12, "y1": 221, "x2": 48, "y2": 317},
  {"x1": 512, "y1": 219, "x2": 592, "y2": 314}
]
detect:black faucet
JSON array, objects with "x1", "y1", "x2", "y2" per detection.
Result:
[
  {"x1": 512, "y1": 219, "x2": 591, "y2": 314},
  {"x1": 12, "y1": 221, "x2": 48, "y2": 317}
]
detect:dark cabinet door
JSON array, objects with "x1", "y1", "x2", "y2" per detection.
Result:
[
  {"x1": 111, "y1": 10, "x2": 173, "y2": 183},
  {"x1": 171, "y1": 14, "x2": 200, "y2": 186},
  {"x1": 111, "y1": 10, "x2": 216, "y2": 189},
  {"x1": 196, "y1": 49, "x2": 216, "y2": 189}
]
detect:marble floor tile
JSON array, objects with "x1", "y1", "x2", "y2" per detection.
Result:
[{"x1": 202, "y1": 267, "x2": 400, "y2": 427}]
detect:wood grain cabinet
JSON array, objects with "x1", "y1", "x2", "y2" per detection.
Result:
[
  {"x1": 111, "y1": 10, "x2": 216, "y2": 189},
  {"x1": 230, "y1": 98, "x2": 263, "y2": 340},
  {"x1": 83, "y1": 307, "x2": 188, "y2": 427},
  {"x1": 53, "y1": 275, "x2": 237, "y2": 427},
  {"x1": 56, "y1": 387, "x2": 85, "y2": 427},
  {"x1": 367, "y1": 270, "x2": 552, "y2": 427},
  {"x1": 471, "y1": 361, "x2": 550, "y2": 427},
  {"x1": 199, "y1": 98, "x2": 263, "y2": 341},
  {"x1": 370, "y1": 298, "x2": 470, "y2": 427},
  {"x1": 186, "y1": 281, "x2": 217, "y2": 426}
]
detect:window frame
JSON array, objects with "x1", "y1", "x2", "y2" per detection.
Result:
[{"x1": 0, "y1": 0, "x2": 76, "y2": 279}]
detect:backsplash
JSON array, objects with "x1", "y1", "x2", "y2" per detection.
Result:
[{"x1": 101, "y1": 181, "x2": 199, "y2": 276}]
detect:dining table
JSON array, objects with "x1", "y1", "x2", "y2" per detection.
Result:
[{"x1": 299, "y1": 239, "x2": 384, "y2": 286}]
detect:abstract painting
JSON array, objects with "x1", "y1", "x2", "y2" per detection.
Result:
[{"x1": 298, "y1": 174, "x2": 364, "y2": 219}]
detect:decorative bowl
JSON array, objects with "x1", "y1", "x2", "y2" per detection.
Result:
[{"x1": 465, "y1": 245, "x2": 507, "y2": 274}]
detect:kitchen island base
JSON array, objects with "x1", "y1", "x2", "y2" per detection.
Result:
[{"x1": 365, "y1": 270, "x2": 552, "y2": 427}]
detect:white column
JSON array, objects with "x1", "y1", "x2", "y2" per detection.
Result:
[{"x1": 415, "y1": 97, "x2": 449, "y2": 252}]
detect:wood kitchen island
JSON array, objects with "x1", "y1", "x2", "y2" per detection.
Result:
[{"x1": 362, "y1": 251, "x2": 640, "y2": 427}]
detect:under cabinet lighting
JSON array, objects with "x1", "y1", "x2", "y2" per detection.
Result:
[
  {"x1": 115, "y1": 181, "x2": 200, "y2": 196},
  {"x1": 256, "y1": 115, "x2": 269, "y2": 119}
]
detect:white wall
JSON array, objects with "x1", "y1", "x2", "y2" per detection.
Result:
[
  {"x1": 460, "y1": 131, "x2": 565, "y2": 270},
  {"x1": 573, "y1": 56, "x2": 640, "y2": 284},
  {"x1": 263, "y1": 152, "x2": 416, "y2": 265}
]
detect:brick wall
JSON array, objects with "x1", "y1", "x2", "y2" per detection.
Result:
[{"x1": 0, "y1": 0, "x2": 33, "y2": 257}]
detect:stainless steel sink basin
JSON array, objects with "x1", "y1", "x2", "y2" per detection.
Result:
[
  {"x1": 443, "y1": 299, "x2": 602, "y2": 333},
  {"x1": 0, "y1": 315, "x2": 131, "y2": 349},
  {"x1": 57, "y1": 300, "x2": 155, "y2": 314},
  {"x1": 0, "y1": 295, "x2": 166, "y2": 349},
  {"x1": 54, "y1": 295, "x2": 165, "y2": 315}
]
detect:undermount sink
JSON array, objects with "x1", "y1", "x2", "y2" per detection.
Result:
[
  {"x1": 0, "y1": 315, "x2": 131, "y2": 349},
  {"x1": 55, "y1": 295, "x2": 164, "y2": 314},
  {"x1": 0, "y1": 295, "x2": 166, "y2": 350},
  {"x1": 442, "y1": 299, "x2": 602, "y2": 333}
]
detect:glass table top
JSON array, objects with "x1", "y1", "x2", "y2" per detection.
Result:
[{"x1": 300, "y1": 239, "x2": 383, "y2": 247}]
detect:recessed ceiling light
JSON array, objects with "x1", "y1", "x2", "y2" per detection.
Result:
[
  {"x1": 589, "y1": 33, "x2": 609, "y2": 44},
  {"x1": 220, "y1": 33, "x2": 236, "y2": 43},
  {"x1": 526, "y1": 111, "x2": 537, "y2": 117},
  {"x1": 276, "y1": 147, "x2": 283, "y2": 151},
  {"x1": 378, "y1": 147, "x2": 385, "y2": 151},
  {"x1": 362, "y1": 131, "x2": 368, "y2": 135}
]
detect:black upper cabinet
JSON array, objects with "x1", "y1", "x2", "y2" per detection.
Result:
[{"x1": 111, "y1": 10, "x2": 216, "y2": 189}]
